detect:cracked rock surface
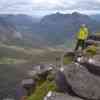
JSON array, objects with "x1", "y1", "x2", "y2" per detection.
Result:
[{"x1": 55, "y1": 63, "x2": 100, "y2": 100}]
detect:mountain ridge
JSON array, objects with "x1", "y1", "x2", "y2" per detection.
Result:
[{"x1": 0, "y1": 12, "x2": 99, "y2": 47}]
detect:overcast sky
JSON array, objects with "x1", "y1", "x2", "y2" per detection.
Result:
[{"x1": 0, "y1": 0, "x2": 100, "y2": 16}]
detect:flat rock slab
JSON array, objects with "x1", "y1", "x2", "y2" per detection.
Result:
[
  {"x1": 62, "y1": 63, "x2": 100, "y2": 100},
  {"x1": 44, "y1": 92, "x2": 83, "y2": 100},
  {"x1": 79, "y1": 55, "x2": 100, "y2": 76},
  {"x1": 93, "y1": 55, "x2": 100, "y2": 62}
]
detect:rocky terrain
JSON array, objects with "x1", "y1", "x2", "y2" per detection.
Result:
[
  {"x1": 0, "y1": 12, "x2": 100, "y2": 99},
  {"x1": 53, "y1": 34, "x2": 100, "y2": 100},
  {"x1": 0, "y1": 44, "x2": 64, "y2": 100},
  {"x1": 28, "y1": 34, "x2": 100, "y2": 100}
]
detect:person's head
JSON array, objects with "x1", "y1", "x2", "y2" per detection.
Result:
[{"x1": 81, "y1": 24, "x2": 86, "y2": 28}]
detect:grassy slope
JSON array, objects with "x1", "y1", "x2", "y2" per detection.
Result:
[
  {"x1": 0, "y1": 43, "x2": 64, "y2": 98},
  {"x1": 0, "y1": 43, "x2": 64, "y2": 64},
  {"x1": 28, "y1": 81, "x2": 57, "y2": 100},
  {"x1": 0, "y1": 43, "x2": 45, "y2": 64}
]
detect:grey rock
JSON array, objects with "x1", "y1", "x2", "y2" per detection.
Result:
[
  {"x1": 21, "y1": 79, "x2": 35, "y2": 87},
  {"x1": 21, "y1": 79, "x2": 36, "y2": 96},
  {"x1": 62, "y1": 63, "x2": 100, "y2": 99},
  {"x1": 79, "y1": 55, "x2": 100, "y2": 76},
  {"x1": 93, "y1": 55, "x2": 100, "y2": 62},
  {"x1": 3, "y1": 99, "x2": 15, "y2": 100},
  {"x1": 88, "y1": 35, "x2": 100, "y2": 41},
  {"x1": 55, "y1": 71, "x2": 71, "y2": 93},
  {"x1": 85, "y1": 34, "x2": 100, "y2": 47},
  {"x1": 32, "y1": 64, "x2": 53, "y2": 75},
  {"x1": 85, "y1": 40, "x2": 97, "y2": 47},
  {"x1": 44, "y1": 92, "x2": 83, "y2": 100}
]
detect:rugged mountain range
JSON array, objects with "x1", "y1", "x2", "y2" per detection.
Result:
[
  {"x1": 0, "y1": 14, "x2": 44, "y2": 47},
  {"x1": 0, "y1": 12, "x2": 99, "y2": 47}
]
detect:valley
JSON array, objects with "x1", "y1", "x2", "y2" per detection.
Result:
[{"x1": 0, "y1": 43, "x2": 64, "y2": 99}]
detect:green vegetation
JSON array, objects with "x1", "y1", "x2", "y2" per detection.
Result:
[
  {"x1": 28, "y1": 70, "x2": 57, "y2": 100},
  {"x1": 28, "y1": 81, "x2": 57, "y2": 100},
  {"x1": 47, "y1": 74, "x2": 55, "y2": 81},
  {"x1": 0, "y1": 42, "x2": 64, "y2": 64},
  {"x1": 85, "y1": 45, "x2": 97, "y2": 56},
  {"x1": 0, "y1": 42, "x2": 64, "y2": 98},
  {"x1": 0, "y1": 57, "x2": 27, "y2": 64},
  {"x1": 63, "y1": 55, "x2": 73, "y2": 65}
]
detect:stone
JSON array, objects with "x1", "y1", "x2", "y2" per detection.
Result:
[
  {"x1": 44, "y1": 92, "x2": 83, "y2": 100},
  {"x1": 85, "y1": 40, "x2": 96, "y2": 47},
  {"x1": 88, "y1": 35, "x2": 100, "y2": 41},
  {"x1": 21, "y1": 79, "x2": 36, "y2": 96},
  {"x1": 21, "y1": 79, "x2": 35, "y2": 87},
  {"x1": 32, "y1": 64, "x2": 53, "y2": 75},
  {"x1": 3, "y1": 99, "x2": 15, "y2": 100},
  {"x1": 80, "y1": 55, "x2": 100, "y2": 76},
  {"x1": 61, "y1": 63, "x2": 100, "y2": 100},
  {"x1": 93, "y1": 55, "x2": 100, "y2": 62},
  {"x1": 55, "y1": 70, "x2": 71, "y2": 93}
]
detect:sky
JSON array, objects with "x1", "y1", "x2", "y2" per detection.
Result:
[{"x1": 0, "y1": 0, "x2": 100, "y2": 16}]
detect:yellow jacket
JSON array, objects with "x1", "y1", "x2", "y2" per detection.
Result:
[{"x1": 77, "y1": 27, "x2": 88, "y2": 40}]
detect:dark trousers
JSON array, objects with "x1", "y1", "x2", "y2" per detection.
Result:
[{"x1": 75, "y1": 39, "x2": 85, "y2": 51}]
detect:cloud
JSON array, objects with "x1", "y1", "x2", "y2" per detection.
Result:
[
  {"x1": 19, "y1": 0, "x2": 100, "y2": 10},
  {"x1": 0, "y1": 0, "x2": 100, "y2": 15},
  {"x1": 72, "y1": 0, "x2": 100, "y2": 10}
]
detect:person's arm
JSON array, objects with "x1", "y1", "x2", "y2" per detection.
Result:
[
  {"x1": 76, "y1": 29, "x2": 80, "y2": 40},
  {"x1": 85, "y1": 28, "x2": 89, "y2": 40}
]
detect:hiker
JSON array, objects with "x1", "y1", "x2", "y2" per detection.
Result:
[{"x1": 75, "y1": 24, "x2": 89, "y2": 52}]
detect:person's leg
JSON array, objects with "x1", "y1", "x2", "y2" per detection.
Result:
[
  {"x1": 81, "y1": 40, "x2": 85, "y2": 50},
  {"x1": 75, "y1": 40, "x2": 80, "y2": 51}
]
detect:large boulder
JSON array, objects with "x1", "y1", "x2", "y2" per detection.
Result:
[
  {"x1": 55, "y1": 71, "x2": 73, "y2": 93},
  {"x1": 85, "y1": 34, "x2": 100, "y2": 48},
  {"x1": 78, "y1": 55, "x2": 100, "y2": 76},
  {"x1": 93, "y1": 55, "x2": 100, "y2": 62},
  {"x1": 55, "y1": 63, "x2": 100, "y2": 100}
]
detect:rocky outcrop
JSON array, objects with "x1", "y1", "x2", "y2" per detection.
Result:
[
  {"x1": 76, "y1": 55, "x2": 100, "y2": 76},
  {"x1": 55, "y1": 63, "x2": 100, "y2": 100},
  {"x1": 55, "y1": 71, "x2": 74, "y2": 94},
  {"x1": 21, "y1": 79, "x2": 36, "y2": 96},
  {"x1": 85, "y1": 34, "x2": 100, "y2": 47}
]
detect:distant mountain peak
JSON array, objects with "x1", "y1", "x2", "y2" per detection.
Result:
[
  {"x1": 55, "y1": 12, "x2": 61, "y2": 15},
  {"x1": 72, "y1": 12, "x2": 81, "y2": 15}
]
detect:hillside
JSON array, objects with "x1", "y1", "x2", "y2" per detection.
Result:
[
  {"x1": 0, "y1": 42, "x2": 65, "y2": 99},
  {"x1": 0, "y1": 14, "x2": 45, "y2": 47}
]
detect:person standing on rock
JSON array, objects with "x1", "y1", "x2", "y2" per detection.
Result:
[{"x1": 74, "y1": 24, "x2": 89, "y2": 52}]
